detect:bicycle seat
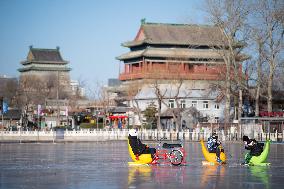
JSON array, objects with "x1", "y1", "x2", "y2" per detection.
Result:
[{"x1": 162, "y1": 143, "x2": 182, "y2": 148}]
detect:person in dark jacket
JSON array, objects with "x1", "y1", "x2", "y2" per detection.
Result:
[
  {"x1": 242, "y1": 135, "x2": 264, "y2": 164},
  {"x1": 207, "y1": 133, "x2": 224, "y2": 163},
  {"x1": 128, "y1": 129, "x2": 156, "y2": 159}
]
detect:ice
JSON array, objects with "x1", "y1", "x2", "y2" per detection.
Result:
[{"x1": 0, "y1": 141, "x2": 283, "y2": 189}]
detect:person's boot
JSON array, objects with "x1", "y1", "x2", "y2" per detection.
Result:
[{"x1": 217, "y1": 157, "x2": 222, "y2": 164}]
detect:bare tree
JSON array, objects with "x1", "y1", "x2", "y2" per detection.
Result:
[
  {"x1": 160, "y1": 79, "x2": 183, "y2": 131},
  {"x1": 152, "y1": 80, "x2": 167, "y2": 131},
  {"x1": 18, "y1": 75, "x2": 46, "y2": 106},
  {"x1": 253, "y1": 31, "x2": 266, "y2": 116},
  {"x1": 45, "y1": 74, "x2": 57, "y2": 98},
  {"x1": 95, "y1": 81, "x2": 113, "y2": 127},
  {"x1": 205, "y1": 0, "x2": 249, "y2": 125},
  {"x1": 151, "y1": 77, "x2": 193, "y2": 131},
  {"x1": 257, "y1": 0, "x2": 284, "y2": 112},
  {"x1": 125, "y1": 80, "x2": 145, "y2": 128},
  {"x1": 1, "y1": 79, "x2": 18, "y2": 107}
]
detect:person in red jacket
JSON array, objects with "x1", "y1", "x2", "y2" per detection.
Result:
[{"x1": 128, "y1": 129, "x2": 156, "y2": 159}]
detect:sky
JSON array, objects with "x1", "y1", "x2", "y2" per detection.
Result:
[{"x1": 0, "y1": 0, "x2": 206, "y2": 88}]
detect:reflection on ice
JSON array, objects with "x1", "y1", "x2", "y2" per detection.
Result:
[
  {"x1": 128, "y1": 165, "x2": 187, "y2": 188},
  {"x1": 249, "y1": 166, "x2": 269, "y2": 187},
  {"x1": 201, "y1": 165, "x2": 226, "y2": 188}
]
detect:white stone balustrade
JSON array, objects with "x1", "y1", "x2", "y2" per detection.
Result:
[{"x1": 0, "y1": 129, "x2": 283, "y2": 142}]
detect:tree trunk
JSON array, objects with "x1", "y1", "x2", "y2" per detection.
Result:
[
  {"x1": 238, "y1": 89, "x2": 242, "y2": 123},
  {"x1": 224, "y1": 57, "x2": 231, "y2": 127},
  {"x1": 255, "y1": 55, "x2": 262, "y2": 116},
  {"x1": 255, "y1": 86, "x2": 260, "y2": 116},
  {"x1": 134, "y1": 100, "x2": 143, "y2": 129},
  {"x1": 157, "y1": 99, "x2": 161, "y2": 131},
  {"x1": 255, "y1": 38, "x2": 264, "y2": 117},
  {"x1": 267, "y1": 65, "x2": 274, "y2": 112}
]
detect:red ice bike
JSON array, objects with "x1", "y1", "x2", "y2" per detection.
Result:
[{"x1": 151, "y1": 137, "x2": 186, "y2": 166}]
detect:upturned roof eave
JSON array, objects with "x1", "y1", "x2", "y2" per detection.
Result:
[
  {"x1": 18, "y1": 67, "x2": 72, "y2": 72},
  {"x1": 122, "y1": 40, "x2": 145, "y2": 47},
  {"x1": 122, "y1": 40, "x2": 229, "y2": 48},
  {"x1": 21, "y1": 60, "x2": 69, "y2": 65},
  {"x1": 116, "y1": 48, "x2": 224, "y2": 61},
  {"x1": 116, "y1": 49, "x2": 146, "y2": 60}
]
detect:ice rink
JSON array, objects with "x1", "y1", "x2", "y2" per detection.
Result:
[{"x1": 0, "y1": 141, "x2": 283, "y2": 189}]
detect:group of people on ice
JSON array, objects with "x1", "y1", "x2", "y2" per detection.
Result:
[{"x1": 128, "y1": 128, "x2": 264, "y2": 165}]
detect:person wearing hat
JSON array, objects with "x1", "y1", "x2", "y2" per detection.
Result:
[
  {"x1": 242, "y1": 135, "x2": 264, "y2": 164},
  {"x1": 207, "y1": 133, "x2": 224, "y2": 163},
  {"x1": 128, "y1": 129, "x2": 156, "y2": 160}
]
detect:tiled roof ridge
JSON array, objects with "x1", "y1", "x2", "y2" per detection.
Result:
[
  {"x1": 142, "y1": 21, "x2": 214, "y2": 28},
  {"x1": 31, "y1": 48, "x2": 58, "y2": 51},
  {"x1": 30, "y1": 47, "x2": 60, "y2": 52}
]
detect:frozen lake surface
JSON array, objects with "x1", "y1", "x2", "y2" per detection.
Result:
[{"x1": 0, "y1": 141, "x2": 284, "y2": 189}]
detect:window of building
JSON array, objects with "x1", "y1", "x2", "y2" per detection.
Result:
[
  {"x1": 191, "y1": 101, "x2": 197, "y2": 108},
  {"x1": 214, "y1": 103, "x2": 220, "y2": 109},
  {"x1": 180, "y1": 100, "x2": 186, "y2": 108},
  {"x1": 202, "y1": 101, "x2": 209, "y2": 109},
  {"x1": 168, "y1": 99, "x2": 174, "y2": 108},
  {"x1": 214, "y1": 117, "x2": 219, "y2": 123}
]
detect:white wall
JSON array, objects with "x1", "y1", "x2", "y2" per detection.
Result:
[{"x1": 128, "y1": 82, "x2": 226, "y2": 125}]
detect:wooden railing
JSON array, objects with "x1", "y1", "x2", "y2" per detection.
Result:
[{"x1": 119, "y1": 72, "x2": 222, "y2": 81}]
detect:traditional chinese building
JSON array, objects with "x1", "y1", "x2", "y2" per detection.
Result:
[
  {"x1": 18, "y1": 46, "x2": 72, "y2": 128},
  {"x1": 117, "y1": 22, "x2": 227, "y2": 82},
  {"x1": 18, "y1": 46, "x2": 71, "y2": 92},
  {"x1": 115, "y1": 21, "x2": 236, "y2": 128}
]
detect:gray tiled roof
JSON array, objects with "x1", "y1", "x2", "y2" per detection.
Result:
[
  {"x1": 122, "y1": 22, "x2": 225, "y2": 47},
  {"x1": 117, "y1": 48, "x2": 223, "y2": 60},
  {"x1": 18, "y1": 66, "x2": 71, "y2": 72},
  {"x1": 30, "y1": 47, "x2": 64, "y2": 62}
]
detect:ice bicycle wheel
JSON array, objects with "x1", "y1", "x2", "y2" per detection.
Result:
[{"x1": 170, "y1": 149, "x2": 183, "y2": 166}]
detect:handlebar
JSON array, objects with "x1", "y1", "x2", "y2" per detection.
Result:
[{"x1": 158, "y1": 137, "x2": 167, "y2": 141}]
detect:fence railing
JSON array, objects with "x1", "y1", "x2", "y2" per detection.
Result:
[{"x1": 0, "y1": 129, "x2": 283, "y2": 142}]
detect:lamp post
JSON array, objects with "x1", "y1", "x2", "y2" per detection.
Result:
[
  {"x1": 96, "y1": 108, "x2": 99, "y2": 130},
  {"x1": 0, "y1": 97, "x2": 3, "y2": 131},
  {"x1": 56, "y1": 71, "x2": 60, "y2": 127}
]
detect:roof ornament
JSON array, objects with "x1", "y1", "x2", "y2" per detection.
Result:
[
  {"x1": 141, "y1": 18, "x2": 146, "y2": 25},
  {"x1": 29, "y1": 45, "x2": 33, "y2": 50},
  {"x1": 56, "y1": 46, "x2": 60, "y2": 51}
]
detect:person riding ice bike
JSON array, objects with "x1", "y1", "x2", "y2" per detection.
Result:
[
  {"x1": 242, "y1": 135, "x2": 264, "y2": 164},
  {"x1": 207, "y1": 133, "x2": 224, "y2": 164},
  {"x1": 128, "y1": 129, "x2": 156, "y2": 160}
]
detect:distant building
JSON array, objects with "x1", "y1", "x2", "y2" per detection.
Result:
[
  {"x1": 0, "y1": 75, "x2": 18, "y2": 106},
  {"x1": 18, "y1": 46, "x2": 72, "y2": 128},
  {"x1": 70, "y1": 80, "x2": 85, "y2": 97},
  {"x1": 117, "y1": 22, "x2": 229, "y2": 82},
  {"x1": 18, "y1": 46, "x2": 72, "y2": 95},
  {"x1": 1, "y1": 109, "x2": 22, "y2": 130},
  {"x1": 116, "y1": 21, "x2": 242, "y2": 128}
]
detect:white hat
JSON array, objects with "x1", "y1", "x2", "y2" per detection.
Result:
[{"x1": 129, "y1": 129, "x2": 137, "y2": 136}]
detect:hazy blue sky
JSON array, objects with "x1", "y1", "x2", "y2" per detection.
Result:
[{"x1": 0, "y1": 0, "x2": 206, "y2": 86}]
